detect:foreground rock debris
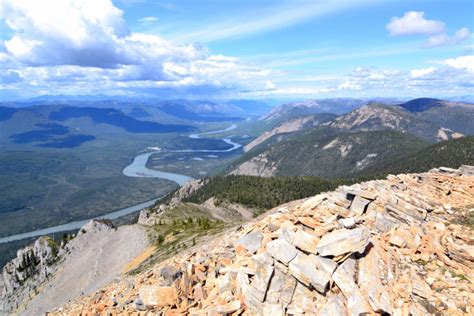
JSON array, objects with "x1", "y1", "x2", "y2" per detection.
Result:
[{"x1": 48, "y1": 166, "x2": 474, "y2": 314}]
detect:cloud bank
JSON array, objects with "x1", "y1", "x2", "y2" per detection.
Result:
[{"x1": 0, "y1": 0, "x2": 270, "y2": 98}]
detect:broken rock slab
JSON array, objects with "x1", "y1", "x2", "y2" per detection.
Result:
[
  {"x1": 286, "y1": 228, "x2": 320, "y2": 254},
  {"x1": 318, "y1": 294, "x2": 348, "y2": 316},
  {"x1": 339, "y1": 186, "x2": 378, "y2": 200},
  {"x1": 350, "y1": 195, "x2": 371, "y2": 215},
  {"x1": 288, "y1": 252, "x2": 331, "y2": 293},
  {"x1": 249, "y1": 253, "x2": 274, "y2": 302},
  {"x1": 266, "y1": 238, "x2": 298, "y2": 264},
  {"x1": 138, "y1": 285, "x2": 177, "y2": 308},
  {"x1": 332, "y1": 257, "x2": 372, "y2": 316},
  {"x1": 316, "y1": 227, "x2": 371, "y2": 257},
  {"x1": 234, "y1": 231, "x2": 263, "y2": 254}
]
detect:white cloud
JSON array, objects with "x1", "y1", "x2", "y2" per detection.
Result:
[
  {"x1": 443, "y1": 55, "x2": 474, "y2": 73},
  {"x1": 338, "y1": 81, "x2": 361, "y2": 91},
  {"x1": 386, "y1": 11, "x2": 471, "y2": 48},
  {"x1": 387, "y1": 11, "x2": 445, "y2": 36},
  {"x1": 410, "y1": 67, "x2": 437, "y2": 78},
  {"x1": 138, "y1": 16, "x2": 159, "y2": 25},
  {"x1": 425, "y1": 27, "x2": 471, "y2": 47},
  {"x1": 1, "y1": 0, "x2": 205, "y2": 68},
  {"x1": 265, "y1": 80, "x2": 276, "y2": 90},
  {"x1": 0, "y1": 0, "x2": 273, "y2": 97}
]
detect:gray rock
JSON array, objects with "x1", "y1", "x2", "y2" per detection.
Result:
[
  {"x1": 309, "y1": 255, "x2": 337, "y2": 276},
  {"x1": 332, "y1": 258, "x2": 372, "y2": 315},
  {"x1": 375, "y1": 212, "x2": 398, "y2": 232},
  {"x1": 266, "y1": 268, "x2": 296, "y2": 306},
  {"x1": 340, "y1": 186, "x2": 377, "y2": 200},
  {"x1": 338, "y1": 217, "x2": 356, "y2": 229},
  {"x1": 234, "y1": 231, "x2": 263, "y2": 254},
  {"x1": 317, "y1": 295, "x2": 348, "y2": 316},
  {"x1": 286, "y1": 228, "x2": 319, "y2": 254},
  {"x1": 267, "y1": 238, "x2": 298, "y2": 264},
  {"x1": 460, "y1": 165, "x2": 474, "y2": 176},
  {"x1": 439, "y1": 166, "x2": 460, "y2": 174},
  {"x1": 160, "y1": 265, "x2": 182, "y2": 285},
  {"x1": 134, "y1": 298, "x2": 147, "y2": 311},
  {"x1": 263, "y1": 302, "x2": 285, "y2": 315},
  {"x1": 385, "y1": 202, "x2": 425, "y2": 225},
  {"x1": 288, "y1": 253, "x2": 331, "y2": 293},
  {"x1": 350, "y1": 196, "x2": 371, "y2": 215},
  {"x1": 250, "y1": 253, "x2": 274, "y2": 302},
  {"x1": 316, "y1": 227, "x2": 371, "y2": 257}
]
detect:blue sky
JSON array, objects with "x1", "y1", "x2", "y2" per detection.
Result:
[{"x1": 1, "y1": 0, "x2": 473, "y2": 100}]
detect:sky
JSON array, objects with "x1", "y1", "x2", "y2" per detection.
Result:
[{"x1": 0, "y1": 0, "x2": 473, "y2": 100}]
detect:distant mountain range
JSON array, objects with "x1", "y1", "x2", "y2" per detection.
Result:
[
  {"x1": 230, "y1": 98, "x2": 473, "y2": 177},
  {"x1": 398, "y1": 98, "x2": 474, "y2": 135},
  {"x1": 0, "y1": 105, "x2": 197, "y2": 148}
]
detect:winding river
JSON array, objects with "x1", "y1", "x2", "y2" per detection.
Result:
[
  {"x1": 122, "y1": 124, "x2": 240, "y2": 184},
  {"x1": 0, "y1": 124, "x2": 241, "y2": 244}
]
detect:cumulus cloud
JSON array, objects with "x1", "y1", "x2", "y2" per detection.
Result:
[
  {"x1": 329, "y1": 59, "x2": 473, "y2": 96},
  {"x1": 0, "y1": 0, "x2": 271, "y2": 97},
  {"x1": 386, "y1": 11, "x2": 471, "y2": 48},
  {"x1": 442, "y1": 55, "x2": 474, "y2": 73},
  {"x1": 410, "y1": 67, "x2": 437, "y2": 78},
  {"x1": 1, "y1": 0, "x2": 206, "y2": 68},
  {"x1": 386, "y1": 11, "x2": 445, "y2": 36}
]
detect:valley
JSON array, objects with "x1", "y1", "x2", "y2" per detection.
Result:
[
  {"x1": 1, "y1": 96, "x2": 473, "y2": 314},
  {"x1": 2, "y1": 2, "x2": 473, "y2": 314}
]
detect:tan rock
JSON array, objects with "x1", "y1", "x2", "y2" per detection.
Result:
[
  {"x1": 214, "y1": 300, "x2": 241, "y2": 314},
  {"x1": 139, "y1": 285, "x2": 177, "y2": 308},
  {"x1": 317, "y1": 294, "x2": 348, "y2": 316},
  {"x1": 286, "y1": 228, "x2": 320, "y2": 254}
]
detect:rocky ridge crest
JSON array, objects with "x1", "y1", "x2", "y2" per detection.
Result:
[{"x1": 52, "y1": 166, "x2": 474, "y2": 315}]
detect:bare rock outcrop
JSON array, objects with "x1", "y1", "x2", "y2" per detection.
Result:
[
  {"x1": 1, "y1": 236, "x2": 60, "y2": 314},
  {"x1": 139, "y1": 179, "x2": 207, "y2": 226},
  {"x1": 0, "y1": 220, "x2": 143, "y2": 315},
  {"x1": 49, "y1": 166, "x2": 474, "y2": 315}
]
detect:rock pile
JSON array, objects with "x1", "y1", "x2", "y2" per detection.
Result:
[{"x1": 52, "y1": 166, "x2": 473, "y2": 315}]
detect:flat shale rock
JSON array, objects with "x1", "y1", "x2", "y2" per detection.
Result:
[
  {"x1": 333, "y1": 258, "x2": 373, "y2": 315},
  {"x1": 288, "y1": 253, "x2": 331, "y2": 293},
  {"x1": 234, "y1": 231, "x2": 263, "y2": 254},
  {"x1": 266, "y1": 238, "x2": 298, "y2": 264},
  {"x1": 316, "y1": 226, "x2": 371, "y2": 257}
]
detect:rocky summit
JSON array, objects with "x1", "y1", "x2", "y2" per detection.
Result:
[{"x1": 44, "y1": 167, "x2": 474, "y2": 314}]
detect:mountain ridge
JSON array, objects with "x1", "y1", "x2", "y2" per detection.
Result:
[{"x1": 9, "y1": 166, "x2": 472, "y2": 315}]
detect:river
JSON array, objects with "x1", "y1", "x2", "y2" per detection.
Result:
[{"x1": 0, "y1": 124, "x2": 241, "y2": 244}]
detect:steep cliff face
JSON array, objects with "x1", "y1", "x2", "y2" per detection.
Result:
[
  {"x1": 1, "y1": 236, "x2": 59, "y2": 313},
  {"x1": 49, "y1": 166, "x2": 474, "y2": 315},
  {"x1": 0, "y1": 219, "x2": 150, "y2": 316}
]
